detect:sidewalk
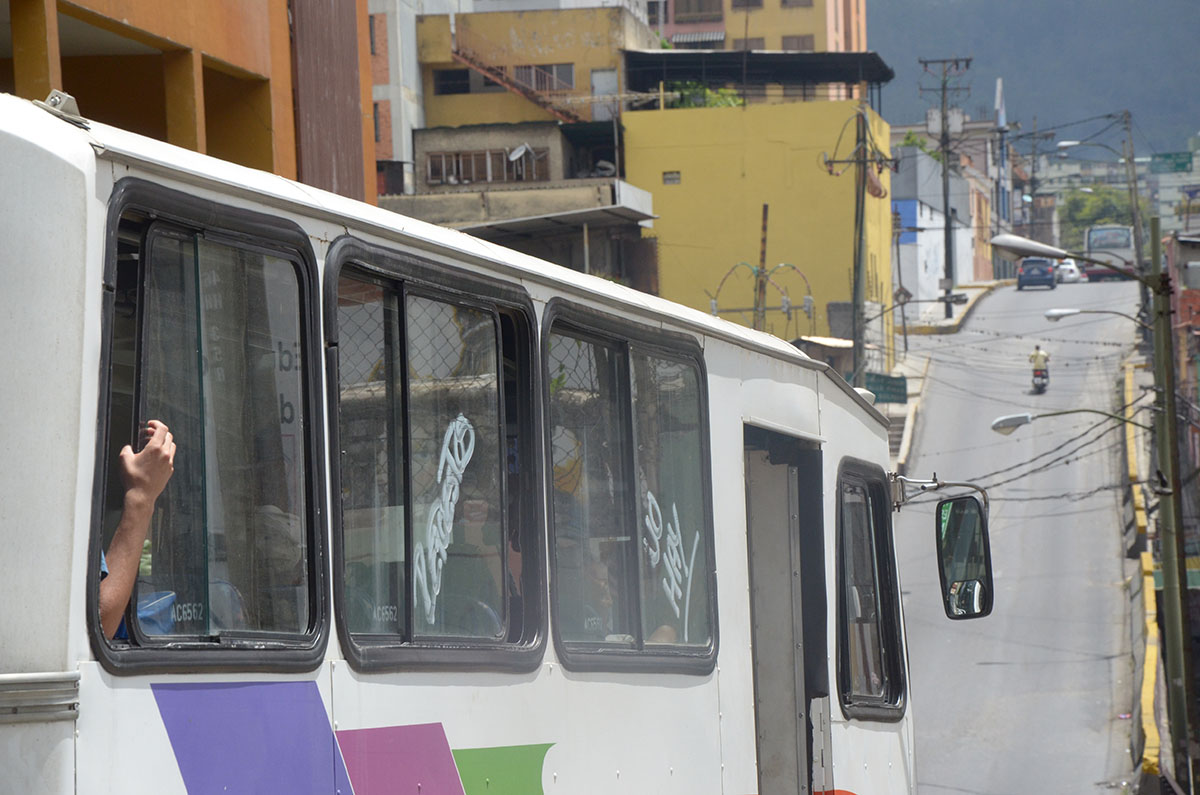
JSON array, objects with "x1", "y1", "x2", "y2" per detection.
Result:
[{"x1": 884, "y1": 281, "x2": 1009, "y2": 473}]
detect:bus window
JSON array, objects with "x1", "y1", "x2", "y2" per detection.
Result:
[
  {"x1": 631, "y1": 352, "x2": 711, "y2": 648},
  {"x1": 547, "y1": 334, "x2": 636, "y2": 645},
  {"x1": 137, "y1": 231, "x2": 311, "y2": 638},
  {"x1": 836, "y1": 462, "x2": 905, "y2": 719},
  {"x1": 95, "y1": 188, "x2": 325, "y2": 670},
  {"x1": 332, "y1": 257, "x2": 541, "y2": 668},
  {"x1": 407, "y1": 295, "x2": 505, "y2": 639},
  {"x1": 546, "y1": 311, "x2": 715, "y2": 673}
]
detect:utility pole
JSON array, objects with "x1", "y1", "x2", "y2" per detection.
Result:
[
  {"x1": 1151, "y1": 216, "x2": 1197, "y2": 792},
  {"x1": 823, "y1": 107, "x2": 898, "y2": 382},
  {"x1": 753, "y1": 204, "x2": 769, "y2": 331},
  {"x1": 1120, "y1": 110, "x2": 1152, "y2": 342},
  {"x1": 851, "y1": 110, "x2": 867, "y2": 383},
  {"x1": 1122, "y1": 111, "x2": 1147, "y2": 270},
  {"x1": 920, "y1": 57, "x2": 970, "y2": 319},
  {"x1": 1024, "y1": 118, "x2": 1055, "y2": 245}
]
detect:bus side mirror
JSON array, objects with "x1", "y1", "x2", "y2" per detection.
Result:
[{"x1": 935, "y1": 495, "x2": 994, "y2": 620}]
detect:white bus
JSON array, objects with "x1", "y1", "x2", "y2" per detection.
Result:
[
  {"x1": 0, "y1": 91, "x2": 992, "y2": 795},
  {"x1": 1084, "y1": 224, "x2": 1137, "y2": 281}
]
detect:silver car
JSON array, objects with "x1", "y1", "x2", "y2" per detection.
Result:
[{"x1": 1056, "y1": 258, "x2": 1082, "y2": 283}]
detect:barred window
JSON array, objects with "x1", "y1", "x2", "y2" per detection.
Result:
[
  {"x1": 333, "y1": 260, "x2": 540, "y2": 668},
  {"x1": 426, "y1": 150, "x2": 549, "y2": 185},
  {"x1": 675, "y1": 0, "x2": 722, "y2": 21},
  {"x1": 782, "y1": 34, "x2": 815, "y2": 51},
  {"x1": 547, "y1": 313, "x2": 715, "y2": 672}
]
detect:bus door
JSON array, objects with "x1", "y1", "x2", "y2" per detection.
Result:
[{"x1": 744, "y1": 427, "x2": 830, "y2": 794}]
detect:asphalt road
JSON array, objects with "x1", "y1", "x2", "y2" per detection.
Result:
[{"x1": 894, "y1": 278, "x2": 1143, "y2": 793}]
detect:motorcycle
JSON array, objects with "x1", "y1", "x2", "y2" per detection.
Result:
[{"x1": 1032, "y1": 368, "x2": 1049, "y2": 394}]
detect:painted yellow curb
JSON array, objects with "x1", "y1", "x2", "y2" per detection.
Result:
[
  {"x1": 1125, "y1": 365, "x2": 1148, "y2": 541},
  {"x1": 1141, "y1": 550, "x2": 1161, "y2": 776}
]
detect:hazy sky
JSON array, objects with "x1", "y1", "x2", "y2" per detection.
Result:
[{"x1": 864, "y1": 0, "x2": 1199, "y2": 157}]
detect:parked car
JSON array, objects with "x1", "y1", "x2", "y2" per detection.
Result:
[
  {"x1": 1056, "y1": 259, "x2": 1082, "y2": 283},
  {"x1": 1017, "y1": 257, "x2": 1056, "y2": 290}
]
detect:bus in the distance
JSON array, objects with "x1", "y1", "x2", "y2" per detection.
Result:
[{"x1": 1084, "y1": 224, "x2": 1137, "y2": 281}]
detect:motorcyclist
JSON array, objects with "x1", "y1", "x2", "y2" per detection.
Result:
[{"x1": 1029, "y1": 345, "x2": 1050, "y2": 372}]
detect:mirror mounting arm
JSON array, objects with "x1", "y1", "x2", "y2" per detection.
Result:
[{"x1": 890, "y1": 473, "x2": 990, "y2": 514}]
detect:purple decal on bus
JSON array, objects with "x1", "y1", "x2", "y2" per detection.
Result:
[
  {"x1": 152, "y1": 681, "x2": 353, "y2": 793},
  {"x1": 337, "y1": 723, "x2": 466, "y2": 795}
]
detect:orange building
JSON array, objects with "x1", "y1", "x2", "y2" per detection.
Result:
[
  {"x1": 1, "y1": 0, "x2": 374, "y2": 201},
  {"x1": 654, "y1": 0, "x2": 866, "y2": 54}
]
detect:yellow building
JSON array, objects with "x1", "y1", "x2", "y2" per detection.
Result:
[
  {"x1": 2, "y1": 0, "x2": 374, "y2": 201},
  {"x1": 416, "y1": 7, "x2": 659, "y2": 129},
  {"x1": 624, "y1": 99, "x2": 894, "y2": 369}
]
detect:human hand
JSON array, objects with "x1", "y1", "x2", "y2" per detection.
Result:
[{"x1": 119, "y1": 420, "x2": 176, "y2": 507}]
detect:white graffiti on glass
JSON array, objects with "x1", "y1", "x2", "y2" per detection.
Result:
[
  {"x1": 414, "y1": 413, "x2": 476, "y2": 624},
  {"x1": 642, "y1": 491, "x2": 701, "y2": 642}
]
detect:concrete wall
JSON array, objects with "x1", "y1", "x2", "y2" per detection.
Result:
[
  {"x1": 413, "y1": 121, "x2": 568, "y2": 188},
  {"x1": 383, "y1": 179, "x2": 623, "y2": 225},
  {"x1": 623, "y1": 100, "x2": 893, "y2": 365}
]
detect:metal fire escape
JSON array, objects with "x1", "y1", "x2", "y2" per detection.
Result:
[{"x1": 451, "y1": 26, "x2": 588, "y2": 124}]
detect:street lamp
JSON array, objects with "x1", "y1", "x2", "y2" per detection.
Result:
[
  {"x1": 990, "y1": 409, "x2": 1151, "y2": 436},
  {"x1": 993, "y1": 222, "x2": 1196, "y2": 788},
  {"x1": 1044, "y1": 307, "x2": 1150, "y2": 330}
]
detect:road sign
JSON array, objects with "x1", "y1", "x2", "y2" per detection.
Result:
[
  {"x1": 1151, "y1": 152, "x2": 1193, "y2": 174},
  {"x1": 1182, "y1": 185, "x2": 1200, "y2": 200},
  {"x1": 864, "y1": 372, "x2": 907, "y2": 404}
]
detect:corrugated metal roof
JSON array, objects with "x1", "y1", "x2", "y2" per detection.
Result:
[
  {"x1": 671, "y1": 31, "x2": 725, "y2": 44},
  {"x1": 457, "y1": 205, "x2": 655, "y2": 237}
]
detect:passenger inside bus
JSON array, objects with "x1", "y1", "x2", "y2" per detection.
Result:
[{"x1": 99, "y1": 420, "x2": 176, "y2": 639}]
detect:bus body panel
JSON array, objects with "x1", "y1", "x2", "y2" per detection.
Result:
[
  {"x1": 706, "y1": 338, "x2": 828, "y2": 793},
  {"x1": 329, "y1": 664, "x2": 723, "y2": 793},
  {"x1": 0, "y1": 106, "x2": 103, "y2": 676},
  {"x1": 0, "y1": 721, "x2": 75, "y2": 794},
  {"x1": 76, "y1": 663, "x2": 338, "y2": 794}
]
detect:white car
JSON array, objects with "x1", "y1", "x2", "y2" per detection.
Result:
[{"x1": 1056, "y1": 259, "x2": 1082, "y2": 283}]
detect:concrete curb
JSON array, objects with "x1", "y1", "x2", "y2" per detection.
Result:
[
  {"x1": 906, "y1": 281, "x2": 1009, "y2": 336},
  {"x1": 1125, "y1": 359, "x2": 1160, "y2": 781}
]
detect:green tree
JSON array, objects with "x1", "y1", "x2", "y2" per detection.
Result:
[
  {"x1": 663, "y1": 81, "x2": 743, "y2": 108},
  {"x1": 900, "y1": 130, "x2": 942, "y2": 164},
  {"x1": 1057, "y1": 184, "x2": 1147, "y2": 253}
]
